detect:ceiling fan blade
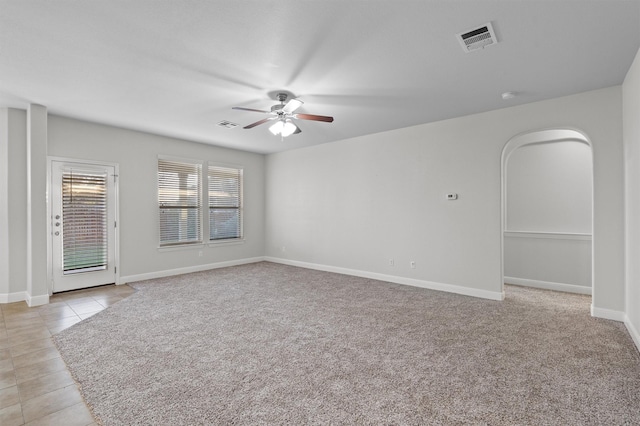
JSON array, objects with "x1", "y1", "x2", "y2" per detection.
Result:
[
  {"x1": 243, "y1": 117, "x2": 275, "y2": 129},
  {"x1": 232, "y1": 106, "x2": 271, "y2": 114},
  {"x1": 294, "y1": 113, "x2": 334, "y2": 123},
  {"x1": 282, "y1": 98, "x2": 304, "y2": 114}
]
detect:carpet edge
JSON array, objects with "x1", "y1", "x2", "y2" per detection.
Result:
[{"x1": 264, "y1": 257, "x2": 504, "y2": 301}]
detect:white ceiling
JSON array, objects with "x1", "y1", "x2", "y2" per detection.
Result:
[{"x1": 1, "y1": 1, "x2": 639, "y2": 154}]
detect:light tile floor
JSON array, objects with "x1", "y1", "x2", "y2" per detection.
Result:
[{"x1": 0, "y1": 284, "x2": 135, "y2": 426}]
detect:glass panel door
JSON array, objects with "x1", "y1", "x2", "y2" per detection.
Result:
[{"x1": 51, "y1": 161, "x2": 116, "y2": 292}]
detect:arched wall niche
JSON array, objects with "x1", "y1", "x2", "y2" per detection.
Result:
[{"x1": 501, "y1": 128, "x2": 593, "y2": 296}]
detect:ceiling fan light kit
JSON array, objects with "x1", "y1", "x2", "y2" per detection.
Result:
[
  {"x1": 269, "y1": 119, "x2": 298, "y2": 137},
  {"x1": 232, "y1": 92, "x2": 334, "y2": 138},
  {"x1": 268, "y1": 120, "x2": 284, "y2": 135}
]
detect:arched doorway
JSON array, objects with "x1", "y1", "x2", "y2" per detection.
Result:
[{"x1": 501, "y1": 129, "x2": 593, "y2": 297}]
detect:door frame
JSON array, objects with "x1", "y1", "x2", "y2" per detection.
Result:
[{"x1": 47, "y1": 156, "x2": 121, "y2": 295}]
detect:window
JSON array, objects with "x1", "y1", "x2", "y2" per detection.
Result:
[
  {"x1": 158, "y1": 159, "x2": 202, "y2": 246},
  {"x1": 208, "y1": 165, "x2": 243, "y2": 241}
]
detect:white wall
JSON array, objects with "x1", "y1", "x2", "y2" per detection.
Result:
[
  {"x1": 503, "y1": 233, "x2": 591, "y2": 293},
  {"x1": 506, "y1": 141, "x2": 592, "y2": 233},
  {"x1": 0, "y1": 109, "x2": 11, "y2": 300},
  {"x1": 0, "y1": 108, "x2": 28, "y2": 302},
  {"x1": 623, "y1": 47, "x2": 640, "y2": 350},
  {"x1": 265, "y1": 87, "x2": 624, "y2": 313},
  {"x1": 27, "y1": 105, "x2": 49, "y2": 305},
  {"x1": 504, "y1": 141, "x2": 592, "y2": 292},
  {"x1": 9, "y1": 110, "x2": 28, "y2": 296}
]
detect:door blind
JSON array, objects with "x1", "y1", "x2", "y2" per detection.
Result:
[
  {"x1": 158, "y1": 159, "x2": 202, "y2": 246},
  {"x1": 62, "y1": 170, "x2": 108, "y2": 274},
  {"x1": 209, "y1": 165, "x2": 243, "y2": 240}
]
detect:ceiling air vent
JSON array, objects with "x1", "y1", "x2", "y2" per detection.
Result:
[
  {"x1": 217, "y1": 120, "x2": 239, "y2": 129},
  {"x1": 457, "y1": 22, "x2": 498, "y2": 53}
]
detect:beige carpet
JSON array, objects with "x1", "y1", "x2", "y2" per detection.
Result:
[{"x1": 54, "y1": 262, "x2": 640, "y2": 425}]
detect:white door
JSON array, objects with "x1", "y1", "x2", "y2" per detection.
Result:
[{"x1": 51, "y1": 161, "x2": 117, "y2": 292}]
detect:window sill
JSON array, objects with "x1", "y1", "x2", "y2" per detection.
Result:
[
  {"x1": 208, "y1": 238, "x2": 245, "y2": 247},
  {"x1": 156, "y1": 239, "x2": 244, "y2": 251},
  {"x1": 157, "y1": 243, "x2": 205, "y2": 252}
]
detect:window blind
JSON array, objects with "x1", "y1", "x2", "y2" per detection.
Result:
[
  {"x1": 62, "y1": 170, "x2": 108, "y2": 274},
  {"x1": 158, "y1": 159, "x2": 202, "y2": 246},
  {"x1": 208, "y1": 165, "x2": 243, "y2": 241}
]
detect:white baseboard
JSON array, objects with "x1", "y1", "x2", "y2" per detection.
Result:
[
  {"x1": 591, "y1": 305, "x2": 626, "y2": 322},
  {"x1": 625, "y1": 316, "x2": 640, "y2": 353},
  {"x1": 0, "y1": 291, "x2": 27, "y2": 304},
  {"x1": 120, "y1": 257, "x2": 265, "y2": 284},
  {"x1": 264, "y1": 257, "x2": 505, "y2": 301},
  {"x1": 504, "y1": 276, "x2": 592, "y2": 295},
  {"x1": 26, "y1": 293, "x2": 49, "y2": 307},
  {"x1": 1, "y1": 292, "x2": 50, "y2": 306}
]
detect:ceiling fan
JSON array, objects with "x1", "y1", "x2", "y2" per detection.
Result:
[{"x1": 232, "y1": 93, "x2": 334, "y2": 137}]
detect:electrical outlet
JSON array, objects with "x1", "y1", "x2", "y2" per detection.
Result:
[
  {"x1": 410, "y1": 261, "x2": 416, "y2": 269},
  {"x1": 198, "y1": 251, "x2": 203, "y2": 257},
  {"x1": 389, "y1": 259, "x2": 395, "y2": 266},
  {"x1": 281, "y1": 246, "x2": 286, "y2": 252}
]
